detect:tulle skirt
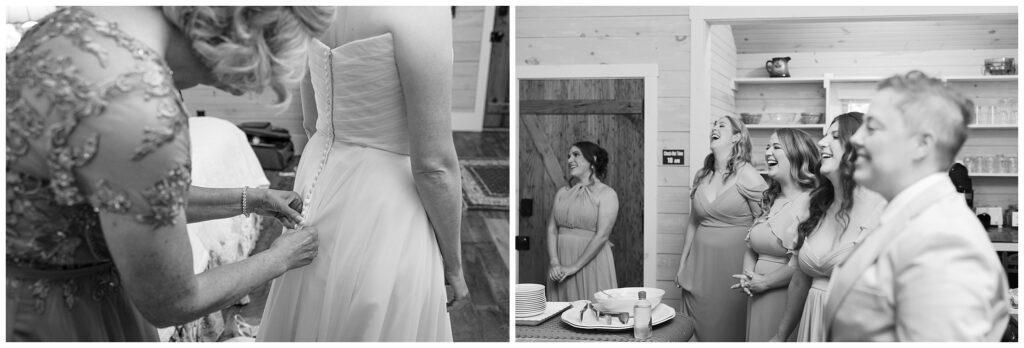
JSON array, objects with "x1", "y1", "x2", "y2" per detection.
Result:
[{"x1": 257, "y1": 140, "x2": 451, "y2": 342}]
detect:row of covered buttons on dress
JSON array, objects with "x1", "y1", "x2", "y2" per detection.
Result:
[{"x1": 297, "y1": 48, "x2": 337, "y2": 228}]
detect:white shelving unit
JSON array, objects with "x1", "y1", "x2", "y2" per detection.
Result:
[
  {"x1": 735, "y1": 74, "x2": 1019, "y2": 88},
  {"x1": 745, "y1": 124, "x2": 826, "y2": 130},
  {"x1": 736, "y1": 74, "x2": 1018, "y2": 176},
  {"x1": 734, "y1": 74, "x2": 1019, "y2": 131},
  {"x1": 968, "y1": 124, "x2": 1018, "y2": 130},
  {"x1": 826, "y1": 76, "x2": 886, "y2": 83},
  {"x1": 732, "y1": 76, "x2": 824, "y2": 87},
  {"x1": 971, "y1": 173, "x2": 1018, "y2": 178},
  {"x1": 944, "y1": 75, "x2": 1019, "y2": 83}
]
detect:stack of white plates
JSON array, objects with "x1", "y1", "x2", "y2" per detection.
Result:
[{"x1": 515, "y1": 283, "x2": 546, "y2": 318}]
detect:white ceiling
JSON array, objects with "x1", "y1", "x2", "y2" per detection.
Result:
[{"x1": 732, "y1": 18, "x2": 1018, "y2": 54}]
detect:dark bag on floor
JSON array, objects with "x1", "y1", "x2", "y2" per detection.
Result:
[{"x1": 238, "y1": 122, "x2": 294, "y2": 171}]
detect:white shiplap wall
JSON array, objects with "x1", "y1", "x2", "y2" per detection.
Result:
[
  {"x1": 732, "y1": 19, "x2": 1018, "y2": 54},
  {"x1": 517, "y1": 6, "x2": 692, "y2": 311},
  {"x1": 453, "y1": 6, "x2": 486, "y2": 113}
]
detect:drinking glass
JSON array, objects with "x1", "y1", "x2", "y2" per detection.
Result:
[
  {"x1": 969, "y1": 155, "x2": 982, "y2": 173},
  {"x1": 975, "y1": 104, "x2": 989, "y2": 124},
  {"x1": 1010, "y1": 155, "x2": 1018, "y2": 174},
  {"x1": 982, "y1": 154, "x2": 995, "y2": 174},
  {"x1": 962, "y1": 156, "x2": 975, "y2": 173},
  {"x1": 996, "y1": 99, "x2": 1011, "y2": 125},
  {"x1": 996, "y1": 154, "x2": 1007, "y2": 173},
  {"x1": 1011, "y1": 98, "x2": 1019, "y2": 125}
]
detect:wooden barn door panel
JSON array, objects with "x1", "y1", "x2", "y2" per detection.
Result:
[{"x1": 518, "y1": 78, "x2": 644, "y2": 288}]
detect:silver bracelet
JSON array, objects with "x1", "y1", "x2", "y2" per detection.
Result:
[{"x1": 242, "y1": 186, "x2": 250, "y2": 217}]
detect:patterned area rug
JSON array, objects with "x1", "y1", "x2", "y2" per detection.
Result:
[{"x1": 460, "y1": 158, "x2": 509, "y2": 211}]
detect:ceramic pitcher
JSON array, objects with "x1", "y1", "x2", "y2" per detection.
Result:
[{"x1": 766, "y1": 57, "x2": 791, "y2": 78}]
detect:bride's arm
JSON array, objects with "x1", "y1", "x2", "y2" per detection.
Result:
[{"x1": 386, "y1": 8, "x2": 468, "y2": 306}]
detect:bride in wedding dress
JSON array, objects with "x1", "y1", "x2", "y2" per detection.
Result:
[{"x1": 257, "y1": 7, "x2": 469, "y2": 342}]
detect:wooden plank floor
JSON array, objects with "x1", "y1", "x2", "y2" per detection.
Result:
[
  {"x1": 452, "y1": 131, "x2": 510, "y2": 342},
  {"x1": 231, "y1": 131, "x2": 510, "y2": 342},
  {"x1": 452, "y1": 210, "x2": 510, "y2": 342}
]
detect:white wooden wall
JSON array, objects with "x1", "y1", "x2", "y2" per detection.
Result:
[
  {"x1": 517, "y1": 6, "x2": 691, "y2": 311},
  {"x1": 709, "y1": 25, "x2": 739, "y2": 134},
  {"x1": 180, "y1": 88, "x2": 305, "y2": 147},
  {"x1": 732, "y1": 19, "x2": 1018, "y2": 54},
  {"x1": 183, "y1": 7, "x2": 488, "y2": 152},
  {"x1": 453, "y1": 6, "x2": 486, "y2": 113}
]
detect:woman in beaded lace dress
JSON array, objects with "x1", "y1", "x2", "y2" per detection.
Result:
[
  {"x1": 545, "y1": 141, "x2": 620, "y2": 302},
  {"x1": 6, "y1": 6, "x2": 334, "y2": 341}
]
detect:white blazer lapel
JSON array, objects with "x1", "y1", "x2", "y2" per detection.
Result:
[{"x1": 822, "y1": 179, "x2": 956, "y2": 334}]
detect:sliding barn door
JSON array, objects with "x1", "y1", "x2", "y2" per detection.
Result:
[{"x1": 517, "y1": 78, "x2": 644, "y2": 288}]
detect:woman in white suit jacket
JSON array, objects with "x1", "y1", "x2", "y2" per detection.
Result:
[{"x1": 825, "y1": 71, "x2": 1010, "y2": 341}]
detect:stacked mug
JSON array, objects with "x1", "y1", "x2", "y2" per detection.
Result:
[{"x1": 515, "y1": 283, "x2": 546, "y2": 318}]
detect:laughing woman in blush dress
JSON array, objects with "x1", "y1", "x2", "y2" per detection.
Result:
[
  {"x1": 546, "y1": 141, "x2": 620, "y2": 301},
  {"x1": 257, "y1": 7, "x2": 467, "y2": 342},
  {"x1": 769, "y1": 112, "x2": 886, "y2": 342},
  {"x1": 675, "y1": 115, "x2": 768, "y2": 342},
  {"x1": 735, "y1": 129, "x2": 819, "y2": 342}
]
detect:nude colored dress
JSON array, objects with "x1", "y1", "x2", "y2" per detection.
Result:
[
  {"x1": 794, "y1": 188, "x2": 886, "y2": 341},
  {"x1": 546, "y1": 184, "x2": 618, "y2": 302},
  {"x1": 744, "y1": 191, "x2": 810, "y2": 342},
  {"x1": 677, "y1": 165, "x2": 768, "y2": 342}
]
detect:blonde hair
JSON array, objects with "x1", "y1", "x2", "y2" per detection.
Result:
[
  {"x1": 162, "y1": 6, "x2": 335, "y2": 106},
  {"x1": 690, "y1": 115, "x2": 753, "y2": 199}
]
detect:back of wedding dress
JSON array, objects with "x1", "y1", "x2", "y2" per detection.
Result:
[
  {"x1": 257, "y1": 32, "x2": 452, "y2": 342},
  {"x1": 305, "y1": 33, "x2": 410, "y2": 156}
]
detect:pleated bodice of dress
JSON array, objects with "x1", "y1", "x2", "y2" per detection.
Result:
[
  {"x1": 692, "y1": 179, "x2": 765, "y2": 229},
  {"x1": 746, "y1": 192, "x2": 809, "y2": 262},
  {"x1": 554, "y1": 184, "x2": 600, "y2": 232},
  {"x1": 797, "y1": 188, "x2": 887, "y2": 279},
  {"x1": 307, "y1": 33, "x2": 409, "y2": 156}
]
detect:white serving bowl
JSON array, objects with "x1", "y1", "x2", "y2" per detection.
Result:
[{"x1": 592, "y1": 287, "x2": 665, "y2": 313}]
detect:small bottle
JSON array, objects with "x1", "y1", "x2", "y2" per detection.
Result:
[{"x1": 633, "y1": 291, "x2": 652, "y2": 340}]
